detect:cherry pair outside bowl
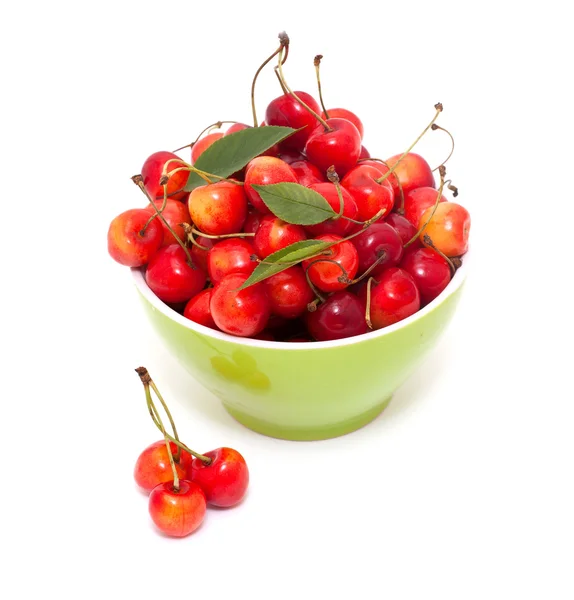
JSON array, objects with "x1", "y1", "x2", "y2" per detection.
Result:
[{"x1": 131, "y1": 252, "x2": 469, "y2": 441}]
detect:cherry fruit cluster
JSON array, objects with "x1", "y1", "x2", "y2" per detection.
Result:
[
  {"x1": 108, "y1": 33, "x2": 470, "y2": 343},
  {"x1": 134, "y1": 368, "x2": 249, "y2": 537}
]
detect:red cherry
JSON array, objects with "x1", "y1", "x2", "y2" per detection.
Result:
[
  {"x1": 254, "y1": 215, "x2": 307, "y2": 258},
  {"x1": 183, "y1": 288, "x2": 218, "y2": 329},
  {"x1": 145, "y1": 244, "x2": 207, "y2": 304},
  {"x1": 134, "y1": 440, "x2": 192, "y2": 494},
  {"x1": 418, "y1": 202, "x2": 471, "y2": 257},
  {"x1": 359, "y1": 145, "x2": 371, "y2": 159},
  {"x1": 290, "y1": 159, "x2": 326, "y2": 187},
  {"x1": 148, "y1": 480, "x2": 206, "y2": 537},
  {"x1": 276, "y1": 149, "x2": 306, "y2": 164},
  {"x1": 363, "y1": 268, "x2": 420, "y2": 329},
  {"x1": 385, "y1": 213, "x2": 419, "y2": 246},
  {"x1": 304, "y1": 182, "x2": 358, "y2": 238},
  {"x1": 244, "y1": 156, "x2": 298, "y2": 214},
  {"x1": 243, "y1": 209, "x2": 265, "y2": 235},
  {"x1": 208, "y1": 238, "x2": 257, "y2": 284},
  {"x1": 143, "y1": 199, "x2": 192, "y2": 247},
  {"x1": 302, "y1": 234, "x2": 359, "y2": 293},
  {"x1": 404, "y1": 186, "x2": 447, "y2": 227},
  {"x1": 400, "y1": 247, "x2": 451, "y2": 305},
  {"x1": 321, "y1": 108, "x2": 364, "y2": 138},
  {"x1": 305, "y1": 118, "x2": 361, "y2": 177},
  {"x1": 306, "y1": 291, "x2": 368, "y2": 341},
  {"x1": 353, "y1": 222, "x2": 404, "y2": 275},
  {"x1": 107, "y1": 208, "x2": 164, "y2": 267},
  {"x1": 264, "y1": 266, "x2": 315, "y2": 319},
  {"x1": 189, "y1": 447, "x2": 249, "y2": 508},
  {"x1": 378, "y1": 152, "x2": 435, "y2": 199},
  {"x1": 188, "y1": 181, "x2": 247, "y2": 235},
  {"x1": 141, "y1": 151, "x2": 189, "y2": 202},
  {"x1": 265, "y1": 91, "x2": 321, "y2": 151},
  {"x1": 191, "y1": 132, "x2": 224, "y2": 163},
  {"x1": 341, "y1": 164, "x2": 395, "y2": 222},
  {"x1": 190, "y1": 235, "x2": 215, "y2": 274},
  {"x1": 210, "y1": 273, "x2": 271, "y2": 337},
  {"x1": 225, "y1": 123, "x2": 251, "y2": 135}
]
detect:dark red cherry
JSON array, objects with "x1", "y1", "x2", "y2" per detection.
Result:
[
  {"x1": 265, "y1": 92, "x2": 321, "y2": 151},
  {"x1": 400, "y1": 246, "x2": 451, "y2": 305},
  {"x1": 306, "y1": 291, "x2": 368, "y2": 341},
  {"x1": 264, "y1": 266, "x2": 315, "y2": 319},
  {"x1": 385, "y1": 213, "x2": 419, "y2": 246},
  {"x1": 353, "y1": 223, "x2": 404, "y2": 275}
]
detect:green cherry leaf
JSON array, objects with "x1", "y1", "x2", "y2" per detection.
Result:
[
  {"x1": 251, "y1": 182, "x2": 337, "y2": 225},
  {"x1": 184, "y1": 126, "x2": 296, "y2": 192},
  {"x1": 239, "y1": 239, "x2": 335, "y2": 289}
]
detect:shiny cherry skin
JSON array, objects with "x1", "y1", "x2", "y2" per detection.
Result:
[
  {"x1": 145, "y1": 244, "x2": 207, "y2": 304},
  {"x1": 210, "y1": 273, "x2": 271, "y2": 337},
  {"x1": 353, "y1": 222, "x2": 404, "y2": 275},
  {"x1": 321, "y1": 108, "x2": 364, "y2": 138},
  {"x1": 254, "y1": 215, "x2": 307, "y2": 258},
  {"x1": 378, "y1": 152, "x2": 435, "y2": 200},
  {"x1": 304, "y1": 182, "x2": 358, "y2": 238},
  {"x1": 108, "y1": 209, "x2": 164, "y2": 267},
  {"x1": 363, "y1": 267, "x2": 420, "y2": 329},
  {"x1": 401, "y1": 246, "x2": 451, "y2": 305},
  {"x1": 306, "y1": 291, "x2": 368, "y2": 341},
  {"x1": 148, "y1": 480, "x2": 206, "y2": 537},
  {"x1": 264, "y1": 266, "x2": 315, "y2": 319},
  {"x1": 188, "y1": 181, "x2": 247, "y2": 235},
  {"x1": 265, "y1": 91, "x2": 321, "y2": 151},
  {"x1": 141, "y1": 151, "x2": 189, "y2": 201},
  {"x1": 134, "y1": 440, "x2": 192, "y2": 494},
  {"x1": 385, "y1": 213, "x2": 419, "y2": 246},
  {"x1": 208, "y1": 238, "x2": 257, "y2": 284},
  {"x1": 244, "y1": 156, "x2": 298, "y2": 214},
  {"x1": 305, "y1": 118, "x2": 362, "y2": 177},
  {"x1": 191, "y1": 131, "x2": 224, "y2": 163},
  {"x1": 290, "y1": 160, "x2": 326, "y2": 187},
  {"x1": 225, "y1": 123, "x2": 251, "y2": 135},
  {"x1": 189, "y1": 447, "x2": 249, "y2": 508},
  {"x1": 190, "y1": 235, "x2": 215, "y2": 273},
  {"x1": 144, "y1": 198, "x2": 192, "y2": 247},
  {"x1": 183, "y1": 288, "x2": 217, "y2": 329},
  {"x1": 302, "y1": 234, "x2": 359, "y2": 293},
  {"x1": 418, "y1": 202, "x2": 471, "y2": 257},
  {"x1": 404, "y1": 186, "x2": 447, "y2": 227},
  {"x1": 341, "y1": 164, "x2": 395, "y2": 222}
]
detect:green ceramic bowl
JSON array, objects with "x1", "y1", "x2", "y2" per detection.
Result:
[{"x1": 132, "y1": 253, "x2": 469, "y2": 441}]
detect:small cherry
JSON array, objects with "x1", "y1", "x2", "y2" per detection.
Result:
[
  {"x1": 404, "y1": 186, "x2": 447, "y2": 227},
  {"x1": 191, "y1": 131, "x2": 224, "y2": 163},
  {"x1": 189, "y1": 235, "x2": 215, "y2": 273},
  {"x1": 377, "y1": 152, "x2": 435, "y2": 199},
  {"x1": 141, "y1": 151, "x2": 189, "y2": 201},
  {"x1": 188, "y1": 181, "x2": 247, "y2": 235},
  {"x1": 134, "y1": 440, "x2": 192, "y2": 494},
  {"x1": 210, "y1": 273, "x2": 271, "y2": 337},
  {"x1": 144, "y1": 198, "x2": 192, "y2": 247},
  {"x1": 107, "y1": 208, "x2": 164, "y2": 267},
  {"x1": 304, "y1": 182, "x2": 358, "y2": 238},
  {"x1": 385, "y1": 213, "x2": 419, "y2": 246},
  {"x1": 145, "y1": 244, "x2": 207, "y2": 304},
  {"x1": 264, "y1": 266, "x2": 315, "y2": 319},
  {"x1": 289, "y1": 159, "x2": 326, "y2": 187},
  {"x1": 353, "y1": 222, "x2": 404, "y2": 275},
  {"x1": 183, "y1": 288, "x2": 218, "y2": 329},
  {"x1": 189, "y1": 447, "x2": 249, "y2": 508},
  {"x1": 341, "y1": 164, "x2": 395, "y2": 222},
  {"x1": 359, "y1": 146, "x2": 371, "y2": 159},
  {"x1": 306, "y1": 291, "x2": 368, "y2": 341},
  {"x1": 244, "y1": 156, "x2": 298, "y2": 214},
  {"x1": 208, "y1": 238, "x2": 258, "y2": 284},
  {"x1": 254, "y1": 215, "x2": 307, "y2": 258},
  {"x1": 321, "y1": 107, "x2": 364, "y2": 138},
  {"x1": 148, "y1": 480, "x2": 207, "y2": 537},
  {"x1": 400, "y1": 246, "x2": 452, "y2": 305},
  {"x1": 302, "y1": 235, "x2": 359, "y2": 293},
  {"x1": 225, "y1": 123, "x2": 251, "y2": 135},
  {"x1": 243, "y1": 209, "x2": 265, "y2": 235},
  {"x1": 418, "y1": 202, "x2": 471, "y2": 257}
]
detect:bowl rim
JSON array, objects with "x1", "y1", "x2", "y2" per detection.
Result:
[{"x1": 131, "y1": 247, "x2": 470, "y2": 351}]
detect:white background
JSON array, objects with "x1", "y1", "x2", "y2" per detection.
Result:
[{"x1": 1, "y1": 1, "x2": 573, "y2": 598}]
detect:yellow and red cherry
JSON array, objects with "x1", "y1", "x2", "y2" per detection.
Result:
[
  {"x1": 188, "y1": 181, "x2": 247, "y2": 235},
  {"x1": 148, "y1": 480, "x2": 206, "y2": 537},
  {"x1": 254, "y1": 215, "x2": 307, "y2": 258},
  {"x1": 207, "y1": 238, "x2": 257, "y2": 284},
  {"x1": 134, "y1": 440, "x2": 192, "y2": 494},
  {"x1": 244, "y1": 156, "x2": 298, "y2": 214},
  {"x1": 418, "y1": 202, "x2": 471, "y2": 257},
  {"x1": 141, "y1": 151, "x2": 189, "y2": 202}
]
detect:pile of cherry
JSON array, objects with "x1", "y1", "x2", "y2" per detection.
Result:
[
  {"x1": 108, "y1": 33, "x2": 470, "y2": 343},
  {"x1": 134, "y1": 367, "x2": 249, "y2": 537}
]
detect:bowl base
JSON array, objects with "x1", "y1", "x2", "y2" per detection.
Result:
[{"x1": 222, "y1": 395, "x2": 393, "y2": 441}]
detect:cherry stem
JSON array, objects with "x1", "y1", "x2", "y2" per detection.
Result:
[
  {"x1": 314, "y1": 55, "x2": 329, "y2": 119},
  {"x1": 275, "y1": 47, "x2": 332, "y2": 132},
  {"x1": 326, "y1": 166, "x2": 344, "y2": 219},
  {"x1": 181, "y1": 223, "x2": 210, "y2": 251},
  {"x1": 358, "y1": 157, "x2": 405, "y2": 215},
  {"x1": 131, "y1": 175, "x2": 196, "y2": 268},
  {"x1": 251, "y1": 32, "x2": 289, "y2": 127},
  {"x1": 422, "y1": 234, "x2": 459, "y2": 275},
  {"x1": 404, "y1": 165, "x2": 446, "y2": 249},
  {"x1": 375, "y1": 103, "x2": 443, "y2": 185},
  {"x1": 306, "y1": 298, "x2": 321, "y2": 312},
  {"x1": 135, "y1": 367, "x2": 212, "y2": 466},
  {"x1": 190, "y1": 226, "x2": 255, "y2": 240},
  {"x1": 172, "y1": 120, "x2": 239, "y2": 153},
  {"x1": 303, "y1": 262, "x2": 327, "y2": 303},
  {"x1": 350, "y1": 252, "x2": 388, "y2": 285},
  {"x1": 365, "y1": 276, "x2": 377, "y2": 329},
  {"x1": 307, "y1": 257, "x2": 352, "y2": 286},
  {"x1": 274, "y1": 68, "x2": 288, "y2": 95},
  {"x1": 431, "y1": 124, "x2": 455, "y2": 172}
]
